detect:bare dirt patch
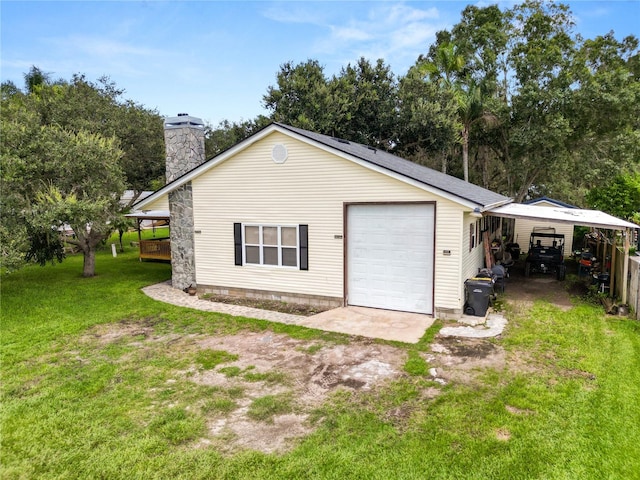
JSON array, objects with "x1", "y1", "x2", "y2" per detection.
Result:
[
  {"x1": 505, "y1": 405, "x2": 535, "y2": 415},
  {"x1": 189, "y1": 332, "x2": 408, "y2": 453},
  {"x1": 495, "y1": 428, "x2": 511, "y2": 441},
  {"x1": 426, "y1": 336, "x2": 506, "y2": 386},
  {"x1": 83, "y1": 324, "x2": 410, "y2": 454},
  {"x1": 85, "y1": 317, "x2": 163, "y2": 345}
]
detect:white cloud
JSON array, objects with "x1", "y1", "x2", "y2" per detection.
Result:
[
  {"x1": 331, "y1": 26, "x2": 374, "y2": 42},
  {"x1": 262, "y1": 3, "x2": 329, "y2": 25},
  {"x1": 307, "y1": 2, "x2": 447, "y2": 74},
  {"x1": 376, "y1": 3, "x2": 440, "y2": 24},
  {"x1": 50, "y1": 35, "x2": 164, "y2": 61}
]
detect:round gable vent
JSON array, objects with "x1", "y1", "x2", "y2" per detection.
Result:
[{"x1": 271, "y1": 144, "x2": 288, "y2": 163}]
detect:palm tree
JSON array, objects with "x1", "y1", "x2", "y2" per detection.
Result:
[
  {"x1": 418, "y1": 42, "x2": 496, "y2": 182},
  {"x1": 455, "y1": 80, "x2": 497, "y2": 182}
]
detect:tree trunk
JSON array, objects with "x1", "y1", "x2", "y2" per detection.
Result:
[
  {"x1": 68, "y1": 228, "x2": 106, "y2": 278},
  {"x1": 83, "y1": 247, "x2": 96, "y2": 277},
  {"x1": 462, "y1": 125, "x2": 470, "y2": 182},
  {"x1": 479, "y1": 146, "x2": 490, "y2": 189}
]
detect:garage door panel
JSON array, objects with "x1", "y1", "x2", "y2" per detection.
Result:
[{"x1": 347, "y1": 204, "x2": 434, "y2": 314}]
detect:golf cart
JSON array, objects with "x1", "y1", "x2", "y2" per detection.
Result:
[{"x1": 524, "y1": 230, "x2": 567, "y2": 280}]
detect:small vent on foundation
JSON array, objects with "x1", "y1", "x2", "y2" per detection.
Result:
[{"x1": 272, "y1": 144, "x2": 288, "y2": 163}]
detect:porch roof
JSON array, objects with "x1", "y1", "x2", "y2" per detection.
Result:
[{"x1": 125, "y1": 210, "x2": 170, "y2": 221}]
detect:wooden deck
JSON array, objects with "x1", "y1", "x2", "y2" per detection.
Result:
[{"x1": 139, "y1": 238, "x2": 171, "y2": 261}]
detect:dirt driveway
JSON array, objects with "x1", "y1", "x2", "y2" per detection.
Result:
[{"x1": 502, "y1": 263, "x2": 576, "y2": 311}]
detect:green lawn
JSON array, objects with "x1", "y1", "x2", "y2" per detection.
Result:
[{"x1": 2, "y1": 242, "x2": 640, "y2": 479}]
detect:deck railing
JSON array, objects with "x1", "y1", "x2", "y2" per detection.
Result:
[{"x1": 139, "y1": 238, "x2": 171, "y2": 261}]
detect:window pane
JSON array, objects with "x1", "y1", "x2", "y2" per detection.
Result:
[
  {"x1": 281, "y1": 227, "x2": 297, "y2": 247},
  {"x1": 282, "y1": 248, "x2": 297, "y2": 267},
  {"x1": 263, "y1": 227, "x2": 278, "y2": 245},
  {"x1": 245, "y1": 246, "x2": 260, "y2": 264},
  {"x1": 263, "y1": 247, "x2": 278, "y2": 265},
  {"x1": 245, "y1": 226, "x2": 259, "y2": 244}
]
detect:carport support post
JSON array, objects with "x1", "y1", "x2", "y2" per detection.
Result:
[
  {"x1": 610, "y1": 232, "x2": 617, "y2": 298},
  {"x1": 136, "y1": 218, "x2": 142, "y2": 262},
  {"x1": 622, "y1": 228, "x2": 630, "y2": 304}
]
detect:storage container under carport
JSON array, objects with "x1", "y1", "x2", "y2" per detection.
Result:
[{"x1": 464, "y1": 278, "x2": 494, "y2": 317}]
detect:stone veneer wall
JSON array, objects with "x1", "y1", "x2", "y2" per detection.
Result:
[
  {"x1": 164, "y1": 125, "x2": 206, "y2": 183},
  {"x1": 169, "y1": 184, "x2": 196, "y2": 290},
  {"x1": 164, "y1": 115, "x2": 205, "y2": 290}
]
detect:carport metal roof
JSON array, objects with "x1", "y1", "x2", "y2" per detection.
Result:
[
  {"x1": 485, "y1": 202, "x2": 638, "y2": 304},
  {"x1": 486, "y1": 203, "x2": 638, "y2": 230},
  {"x1": 125, "y1": 210, "x2": 170, "y2": 220}
]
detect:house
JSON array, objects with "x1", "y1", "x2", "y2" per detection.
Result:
[
  {"x1": 132, "y1": 115, "x2": 512, "y2": 318},
  {"x1": 513, "y1": 196, "x2": 577, "y2": 257}
]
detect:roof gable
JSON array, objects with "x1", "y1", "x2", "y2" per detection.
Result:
[
  {"x1": 523, "y1": 196, "x2": 577, "y2": 208},
  {"x1": 133, "y1": 123, "x2": 511, "y2": 211}
]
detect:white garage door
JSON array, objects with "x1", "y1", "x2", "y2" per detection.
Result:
[{"x1": 347, "y1": 203, "x2": 435, "y2": 314}]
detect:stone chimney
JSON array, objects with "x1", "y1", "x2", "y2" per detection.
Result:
[
  {"x1": 164, "y1": 113, "x2": 205, "y2": 182},
  {"x1": 163, "y1": 113, "x2": 205, "y2": 291}
]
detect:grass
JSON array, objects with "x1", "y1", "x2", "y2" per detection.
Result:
[
  {"x1": 195, "y1": 349, "x2": 239, "y2": 370},
  {"x1": 2, "y1": 241, "x2": 640, "y2": 479},
  {"x1": 247, "y1": 394, "x2": 296, "y2": 422}
]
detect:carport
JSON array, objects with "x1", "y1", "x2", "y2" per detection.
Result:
[
  {"x1": 485, "y1": 203, "x2": 638, "y2": 304},
  {"x1": 125, "y1": 210, "x2": 171, "y2": 261}
]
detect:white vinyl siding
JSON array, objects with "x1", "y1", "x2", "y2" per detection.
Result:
[
  {"x1": 514, "y1": 200, "x2": 574, "y2": 257},
  {"x1": 186, "y1": 131, "x2": 468, "y2": 313},
  {"x1": 141, "y1": 194, "x2": 169, "y2": 211},
  {"x1": 462, "y1": 214, "x2": 487, "y2": 282}
]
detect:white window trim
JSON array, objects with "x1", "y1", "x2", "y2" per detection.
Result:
[{"x1": 243, "y1": 224, "x2": 299, "y2": 268}]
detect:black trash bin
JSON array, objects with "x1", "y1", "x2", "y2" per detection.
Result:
[{"x1": 464, "y1": 278, "x2": 494, "y2": 317}]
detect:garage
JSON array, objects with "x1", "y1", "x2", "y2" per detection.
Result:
[{"x1": 346, "y1": 203, "x2": 435, "y2": 314}]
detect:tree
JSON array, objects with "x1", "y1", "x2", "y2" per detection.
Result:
[
  {"x1": 1, "y1": 68, "x2": 160, "y2": 275},
  {"x1": 412, "y1": 41, "x2": 497, "y2": 181},
  {"x1": 586, "y1": 172, "x2": 640, "y2": 221},
  {"x1": 263, "y1": 60, "x2": 333, "y2": 132},
  {"x1": 263, "y1": 58, "x2": 399, "y2": 150},
  {"x1": 7, "y1": 69, "x2": 164, "y2": 206},
  {"x1": 1, "y1": 115, "x2": 124, "y2": 275},
  {"x1": 396, "y1": 65, "x2": 459, "y2": 171},
  {"x1": 561, "y1": 33, "x2": 640, "y2": 201},
  {"x1": 328, "y1": 58, "x2": 398, "y2": 149},
  {"x1": 204, "y1": 116, "x2": 271, "y2": 158}
]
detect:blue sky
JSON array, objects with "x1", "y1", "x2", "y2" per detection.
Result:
[{"x1": 2, "y1": 1, "x2": 639, "y2": 127}]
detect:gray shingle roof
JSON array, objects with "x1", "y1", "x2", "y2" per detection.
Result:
[{"x1": 276, "y1": 123, "x2": 510, "y2": 208}]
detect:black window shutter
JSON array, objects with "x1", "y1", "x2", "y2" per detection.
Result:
[
  {"x1": 234, "y1": 223, "x2": 242, "y2": 266},
  {"x1": 299, "y1": 225, "x2": 308, "y2": 270}
]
